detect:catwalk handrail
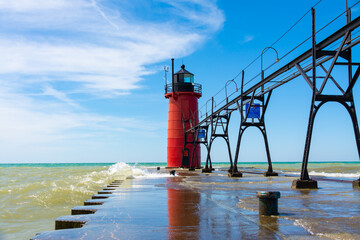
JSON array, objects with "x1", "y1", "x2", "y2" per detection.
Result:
[{"x1": 187, "y1": 15, "x2": 360, "y2": 133}]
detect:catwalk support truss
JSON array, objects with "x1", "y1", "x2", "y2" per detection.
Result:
[{"x1": 182, "y1": 6, "x2": 360, "y2": 188}]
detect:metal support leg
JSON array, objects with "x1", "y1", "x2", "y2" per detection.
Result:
[
  {"x1": 341, "y1": 100, "x2": 360, "y2": 188},
  {"x1": 230, "y1": 126, "x2": 246, "y2": 178},
  {"x1": 292, "y1": 7, "x2": 318, "y2": 189},
  {"x1": 202, "y1": 143, "x2": 213, "y2": 173},
  {"x1": 231, "y1": 90, "x2": 276, "y2": 178},
  {"x1": 260, "y1": 125, "x2": 278, "y2": 177},
  {"x1": 205, "y1": 113, "x2": 233, "y2": 174},
  {"x1": 301, "y1": 104, "x2": 317, "y2": 181},
  {"x1": 346, "y1": 103, "x2": 360, "y2": 160},
  {"x1": 202, "y1": 138, "x2": 214, "y2": 173},
  {"x1": 292, "y1": 100, "x2": 319, "y2": 189},
  {"x1": 191, "y1": 143, "x2": 201, "y2": 169},
  {"x1": 209, "y1": 147, "x2": 214, "y2": 170},
  {"x1": 233, "y1": 128, "x2": 244, "y2": 173},
  {"x1": 225, "y1": 138, "x2": 234, "y2": 173},
  {"x1": 294, "y1": 94, "x2": 341, "y2": 188}
]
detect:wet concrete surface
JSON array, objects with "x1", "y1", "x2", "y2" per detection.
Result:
[{"x1": 31, "y1": 169, "x2": 360, "y2": 240}]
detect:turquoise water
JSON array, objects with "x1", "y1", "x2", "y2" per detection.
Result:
[
  {"x1": 0, "y1": 162, "x2": 165, "y2": 168},
  {"x1": 0, "y1": 161, "x2": 359, "y2": 240},
  {"x1": 1, "y1": 161, "x2": 359, "y2": 168}
]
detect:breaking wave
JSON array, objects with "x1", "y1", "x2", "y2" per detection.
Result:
[
  {"x1": 0, "y1": 162, "x2": 170, "y2": 240},
  {"x1": 308, "y1": 171, "x2": 360, "y2": 178}
]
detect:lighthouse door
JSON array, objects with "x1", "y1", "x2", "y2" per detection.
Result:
[{"x1": 182, "y1": 148, "x2": 190, "y2": 166}]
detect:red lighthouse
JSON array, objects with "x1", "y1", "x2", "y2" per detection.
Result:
[{"x1": 165, "y1": 60, "x2": 202, "y2": 168}]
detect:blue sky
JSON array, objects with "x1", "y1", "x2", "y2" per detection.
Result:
[{"x1": 0, "y1": 0, "x2": 359, "y2": 163}]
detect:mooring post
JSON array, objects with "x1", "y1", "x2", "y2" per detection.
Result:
[{"x1": 256, "y1": 191, "x2": 280, "y2": 216}]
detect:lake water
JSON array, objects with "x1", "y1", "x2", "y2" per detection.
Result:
[{"x1": 0, "y1": 161, "x2": 359, "y2": 240}]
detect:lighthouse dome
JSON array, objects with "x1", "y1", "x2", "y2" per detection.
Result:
[{"x1": 174, "y1": 64, "x2": 194, "y2": 84}]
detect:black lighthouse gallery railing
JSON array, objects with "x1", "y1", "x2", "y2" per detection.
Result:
[{"x1": 165, "y1": 83, "x2": 202, "y2": 94}]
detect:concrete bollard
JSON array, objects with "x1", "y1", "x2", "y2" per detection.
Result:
[
  {"x1": 202, "y1": 168, "x2": 212, "y2": 173},
  {"x1": 256, "y1": 191, "x2": 280, "y2": 216}
]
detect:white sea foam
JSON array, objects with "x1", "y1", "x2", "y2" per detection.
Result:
[
  {"x1": 308, "y1": 171, "x2": 360, "y2": 178},
  {"x1": 293, "y1": 219, "x2": 315, "y2": 235},
  {"x1": 107, "y1": 162, "x2": 133, "y2": 179},
  {"x1": 281, "y1": 170, "x2": 360, "y2": 178},
  {"x1": 131, "y1": 165, "x2": 174, "y2": 179},
  {"x1": 107, "y1": 162, "x2": 172, "y2": 179},
  {"x1": 108, "y1": 162, "x2": 131, "y2": 175}
]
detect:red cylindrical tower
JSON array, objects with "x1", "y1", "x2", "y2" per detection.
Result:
[{"x1": 165, "y1": 61, "x2": 202, "y2": 168}]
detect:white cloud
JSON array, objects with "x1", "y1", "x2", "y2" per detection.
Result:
[
  {"x1": 0, "y1": 82, "x2": 158, "y2": 146},
  {"x1": 239, "y1": 35, "x2": 255, "y2": 44},
  {"x1": 158, "y1": 0, "x2": 225, "y2": 32},
  {"x1": 0, "y1": 31, "x2": 201, "y2": 93},
  {"x1": 42, "y1": 85, "x2": 81, "y2": 109},
  {"x1": 0, "y1": 0, "x2": 76, "y2": 12},
  {"x1": 0, "y1": 0, "x2": 215, "y2": 95},
  {"x1": 91, "y1": 0, "x2": 120, "y2": 31},
  {"x1": 0, "y1": 0, "x2": 224, "y2": 162}
]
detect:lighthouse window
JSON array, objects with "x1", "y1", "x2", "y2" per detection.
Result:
[{"x1": 184, "y1": 74, "x2": 194, "y2": 83}]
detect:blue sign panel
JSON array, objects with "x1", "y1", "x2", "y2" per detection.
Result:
[
  {"x1": 245, "y1": 103, "x2": 260, "y2": 119},
  {"x1": 197, "y1": 129, "x2": 206, "y2": 139}
]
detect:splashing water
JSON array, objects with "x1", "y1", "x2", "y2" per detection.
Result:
[
  {"x1": 0, "y1": 162, "x2": 168, "y2": 240},
  {"x1": 308, "y1": 171, "x2": 360, "y2": 178}
]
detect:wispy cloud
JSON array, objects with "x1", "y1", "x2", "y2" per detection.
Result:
[
  {"x1": 90, "y1": 0, "x2": 120, "y2": 31},
  {"x1": 0, "y1": 0, "x2": 224, "y2": 161},
  {"x1": 0, "y1": 0, "x2": 223, "y2": 95},
  {"x1": 239, "y1": 35, "x2": 255, "y2": 44},
  {"x1": 0, "y1": 80, "x2": 158, "y2": 145},
  {"x1": 0, "y1": 0, "x2": 75, "y2": 12},
  {"x1": 41, "y1": 85, "x2": 81, "y2": 109},
  {"x1": 159, "y1": 0, "x2": 225, "y2": 32}
]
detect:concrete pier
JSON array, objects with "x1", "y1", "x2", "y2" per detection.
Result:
[
  {"x1": 292, "y1": 179, "x2": 318, "y2": 189},
  {"x1": 228, "y1": 172, "x2": 243, "y2": 177},
  {"x1": 264, "y1": 171, "x2": 278, "y2": 177},
  {"x1": 201, "y1": 168, "x2": 213, "y2": 173},
  {"x1": 54, "y1": 180, "x2": 121, "y2": 230},
  {"x1": 31, "y1": 170, "x2": 360, "y2": 239}
]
